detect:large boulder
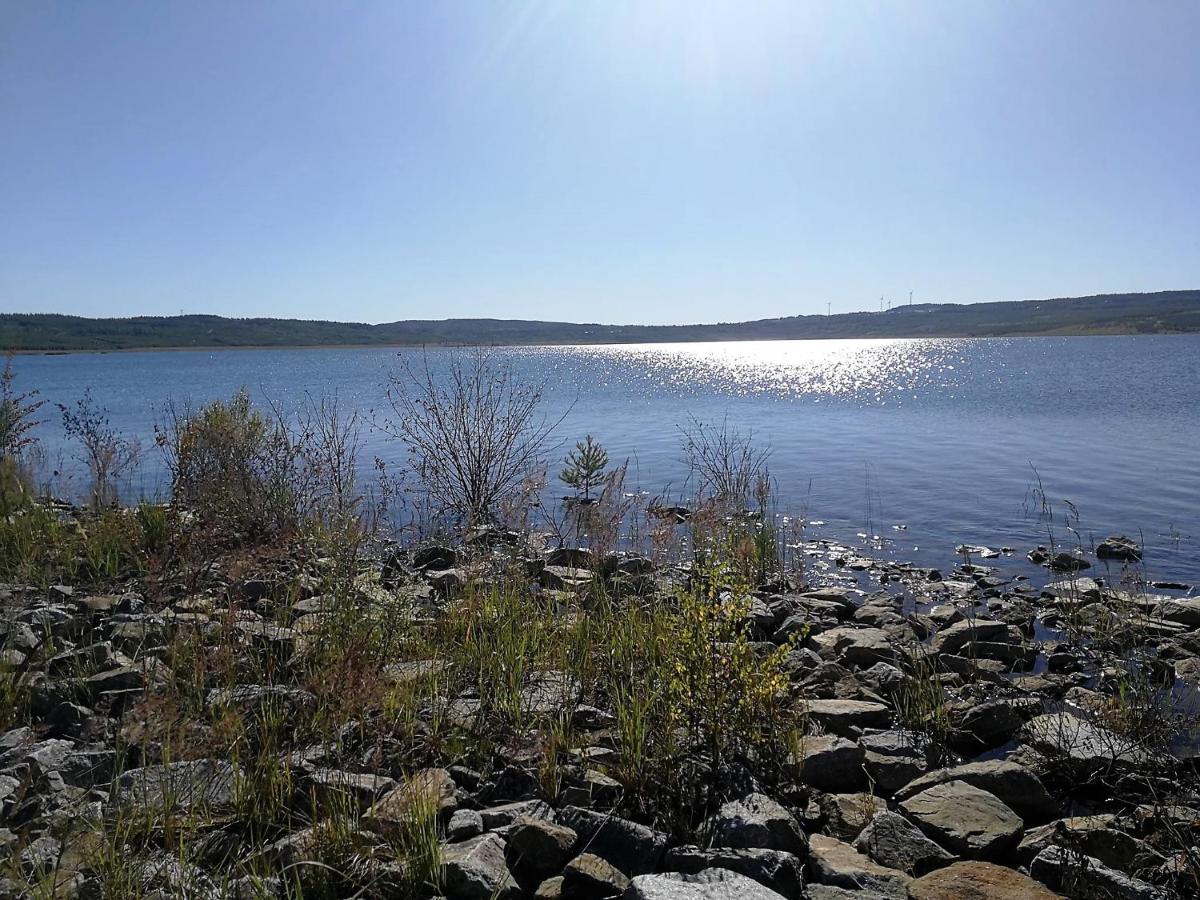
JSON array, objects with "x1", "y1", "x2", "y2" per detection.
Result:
[
  {"x1": 702, "y1": 793, "x2": 807, "y2": 856},
  {"x1": 900, "y1": 781, "x2": 1023, "y2": 860},
  {"x1": 907, "y1": 861, "x2": 1061, "y2": 899}
]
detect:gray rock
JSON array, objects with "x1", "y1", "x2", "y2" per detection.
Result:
[
  {"x1": 557, "y1": 806, "x2": 668, "y2": 876},
  {"x1": 808, "y1": 627, "x2": 896, "y2": 668},
  {"x1": 703, "y1": 793, "x2": 808, "y2": 855},
  {"x1": 806, "y1": 700, "x2": 891, "y2": 736},
  {"x1": 852, "y1": 811, "x2": 953, "y2": 875},
  {"x1": 625, "y1": 867, "x2": 789, "y2": 900},
  {"x1": 1031, "y1": 845, "x2": 1164, "y2": 900},
  {"x1": 447, "y1": 808, "x2": 484, "y2": 842},
  {"x1": 796, "y1": 734, "x2": 866, "y2": 793},
  {"x1": 1096, "y1": 536, "x2": 1142, "y2": 562},
  {"x1": 664, "y1": 846, "x2": 804, "y2": 898},
  {"x1": 1023, "y1": 712, "x2": 1148, "y2": 768},
  {"x1": 508, "y1": 816, "x2": 578, "y2": 884},
  {"x1": 895, "y1": 760, "x2": 1057, "y2": 824},
  {"x1": 930, "y1": 620, "x2": 1008, "y2": 655},
  {"x1": 109, "y1": 759, "x2": 236, "y2": 813},
  {"x1": 562, "y1": 852, "x2": 630, "y2": 899},
  {"x1": 900, "y1": 780, "x2": 1023, "y2": 860},
  {"x1": 441, "y1": 833, "x2": 521, "y2": 900},
  {"x1": 806, "y1": 834, "x2": 910, "y2": 898}
]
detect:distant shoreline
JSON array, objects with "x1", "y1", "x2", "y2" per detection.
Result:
[
  {"x1": 8, "y1": 329, "x2": 1200, "y2": 357},
  {"x1": 3, "y1": 289, "x2": 1197, "y2": 352}
]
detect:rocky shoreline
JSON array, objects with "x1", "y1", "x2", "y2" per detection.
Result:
[{"x1": 2, "y1": 518, "x2": 1199, "y2": 899}]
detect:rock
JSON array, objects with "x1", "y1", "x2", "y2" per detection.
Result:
[
  {"x1": 808, "y1": 627, "x2": 896, "y2": 668},
  {"x1": 413, "y1": 545, "x2": 459, "y2": 571},
  {"x1": 1159, "y1": 598, "x2": 1200, "y2": 628},
  {"x1": 534, "y1": 876, "x2": 565, "y2": 899},
  {"x1": 703, "y1": 793, "x2": 808, "y2": 855},
  {"x1": 562, "y1": 853, "x2": 630, "y2": 899},
  {"x1": 1049, "y1": 552, "x2": 1090, "y2": 572},
  {"x1": 907, "y1": 861, "x2": 1061, "y2": 899},
  {"x1": 900, "y1": 781, "x2": 1023, "y2": 860},
  {"x1": 541, "y1": 565, "x2": 593, "y2": 592},
  {"x1": 480, "y1": 799, "x2": 553, "y2": 830},
  {"x1": 930, "y1": 619, "x2": 1008, "y2": 655},
  {"x1": 819, "y1": 792, "x2": 886, "y2": 842},
  {"x1": 447, "y1": 808, "x2": 484, "y2": 841},
  {"x1": 1017, "y1": 816, "x2": 1143, "y2": 871},
  {"x1": 858, "y1": 731, "x2": 926, "y2": 795},
  {"x1": 304, "y1": 768, "x2": 395, "y2": 814},
  {"x1": 625, "y1": 867, "x2": 790, "y2": 900},
  {"x1": 1031, "y1": 845, "x2": 1162, "y2": 900},
  {"x1": 796, "y1": 735, "x2": 866, "y2": 793},
  {"x1": 206, "y1": 683, "x2": 315, "y2": 713},
  {"x1": 806, "y1": 834, "x2": 910, "y2": 898},
  {"x1": 896, "y1": 760, "x2": 1057, "y2": 824},
  {"x1": 507, "y1": 816, "x2": 578, "y2": 884},
  {"x1": 556, "y1": 806, "x2": 668, "y2": 876},
  {"x1": 1096, "y1": 536, "x2": 1142, "y2": 562},
  {"x1": 110, "y1": 760, "x2": 236, "y2": 813},
  {"x1": 441, "y1": 833, "x2": 521, "y2": 900},
  {"x1": 852, "y1": 810, "x2": 954, "y2": 875},
  {"x1": 1023, "y1": 712, "x2": 1148, "y2": 768},
  {"x1": 663, "y1": 846, "x2": 805, "y2": 898},
  {"x1": 363, "y1": 768, "x2": 457, "y2": 837},
  {"x1": 953, "y1": 699, "x2": 1029, "y2": 751},
  {"x1": 806, "y1": 699, "x2": 891, "y2": 735}
]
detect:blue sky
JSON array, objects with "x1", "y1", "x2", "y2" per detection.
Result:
[{"x1": 2, "y1": 1, "x2": 1197, "y2": 325}]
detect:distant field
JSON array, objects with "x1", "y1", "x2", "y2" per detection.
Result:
[{"x1": 3, "y1": 289, "x2": 1198, "y2": 351}]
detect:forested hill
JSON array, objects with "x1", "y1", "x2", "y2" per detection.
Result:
[{"x1": 3, "y1": 290, "x2": 1198, "y2": 351}]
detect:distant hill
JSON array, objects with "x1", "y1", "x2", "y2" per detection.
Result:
[{"x1": 2, "y1": 290, "x2": 1198, "y2": 352}]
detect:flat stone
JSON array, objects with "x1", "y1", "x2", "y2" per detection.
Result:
[
  {"x1": 901, "y1": 780, "x2": 1023, "y2": 860},
  {"x1": 625, "y1": 868, "x2": 789, "y2": 900},
  {"x1": 896, "y1": 760, "x2": 1057, "y2": 823},
  {"x1": 908, "y1": 861, "x2": 1061, "y2": 899},
  {"x1": 806, "y1": 834, "x2": 911, "y2": 898},
  {"x1": 663, "y1": 845, "x2": 805, "y2": 898},
  {"x1": 806, "y1": 699, "x2": 891, "y2": 735},
  {"x1": 1023, "y1": 713, "x2": 1148, "y2": 768},
  {"x1": 110, "y1": 760, "x2": 236, "y2": 813}
]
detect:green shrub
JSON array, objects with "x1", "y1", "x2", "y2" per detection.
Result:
[{"x1": 158, "y1": 390, "x2": 301, "y2": 540}]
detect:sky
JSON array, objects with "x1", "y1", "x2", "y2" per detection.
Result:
[{"x1": 1, "y1": 1, "x2": 1198, "y2": 325}]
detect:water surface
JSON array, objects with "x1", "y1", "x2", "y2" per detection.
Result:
[{"x1": 13, "y1": 336, "x2": 1200, "y2": 583}]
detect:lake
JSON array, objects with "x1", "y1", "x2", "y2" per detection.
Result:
[{"x1": 11, "y1": 335, "x2": 1200, "y2": 584}]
